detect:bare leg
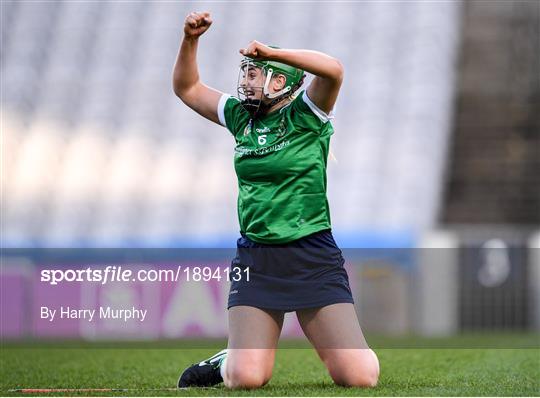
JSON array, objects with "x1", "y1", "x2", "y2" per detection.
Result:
[
  {"x1": 297, "y1": 303, "x2": 379, "y2": 387},
  {"x1": 224, "y1": 306, "x2": 284, "y2": 389}
]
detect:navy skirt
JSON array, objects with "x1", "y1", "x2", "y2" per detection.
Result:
[{"x1": 227, "y1": 229, "x2": 354, "y2": 312}]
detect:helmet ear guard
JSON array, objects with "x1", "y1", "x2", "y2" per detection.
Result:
[{"x1": 263, "y1": 69, "x2": 292, "y2": 99}]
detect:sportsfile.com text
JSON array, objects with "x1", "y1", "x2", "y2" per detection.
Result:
[{"x1": 40, "y1": 266, "x2": 250, "y2": 285}]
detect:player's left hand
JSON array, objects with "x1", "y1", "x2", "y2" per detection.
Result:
[{"x1": 239, "y1": 40, "x2": 275, "y2": 60}]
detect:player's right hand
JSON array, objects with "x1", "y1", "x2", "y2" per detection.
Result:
[{"x1": 184, "y1": 12, "x2": 212, "y2": 39}]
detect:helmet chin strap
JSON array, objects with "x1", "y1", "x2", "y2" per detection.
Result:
[{"x1": 241, "y1": 98, "x2": 270, "y2": 117}]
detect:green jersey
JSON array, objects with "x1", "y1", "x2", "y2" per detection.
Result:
[{"x1": 217, "y1": 90, "x2": 335, "y2": 244}]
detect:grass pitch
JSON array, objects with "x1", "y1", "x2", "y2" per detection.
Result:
[{"x1": 1, "y1": 336, "x2": 539, "y2": 396}]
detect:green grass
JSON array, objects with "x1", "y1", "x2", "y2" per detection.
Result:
[{"x1": 1, "y1": 337, "x2": 539, "y2": 396}]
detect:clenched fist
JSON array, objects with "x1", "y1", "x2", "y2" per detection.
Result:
[
  {"x1": 239, "y1": 40, "x2": 277, "y2": 61},
  {"x1": 184, "y1": 11, "x2": 212, "y2": 39}
]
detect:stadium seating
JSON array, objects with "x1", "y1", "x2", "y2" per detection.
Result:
[{"x1": 2, "y1": 2, "x2": 462, "y2": 247}]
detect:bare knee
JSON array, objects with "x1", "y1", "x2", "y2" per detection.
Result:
[
  {"x1": 327, "y1": 349, "x2": 380, "y2": 388},
  {"x1": 224, "y1": 363, "x2": 271, "y2": 389},
  {"x1": 330, "y1": 365, "x2": 379, "y2": 388},
  {"x1": 225, "y1": 366, "x2": 269, "y2": 389}
]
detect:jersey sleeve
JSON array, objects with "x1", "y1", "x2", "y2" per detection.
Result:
[
  {"x1": 289, "y1": 90, "x2": 335, "y2": 133},
  {"x1": 217, "y1": 94, "x2": 249, "y2": 137}
]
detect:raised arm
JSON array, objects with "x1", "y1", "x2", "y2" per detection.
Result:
[
  {"x1": 173, "y1": 12, "x2": 223, "y2": 125},
  {"x1": 240, "y1": 41, "x2": 344, "y2": 114}
]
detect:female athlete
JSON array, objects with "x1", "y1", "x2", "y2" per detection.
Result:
[{"x1": 173, "y1": 11, "x2": 379, "y2": 389}]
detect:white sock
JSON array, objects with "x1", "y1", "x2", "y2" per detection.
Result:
[{"x1": 219, "y1": 355, "x2": 228, "y2": 380}]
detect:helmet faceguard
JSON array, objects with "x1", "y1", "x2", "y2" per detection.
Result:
[
  {"x1": 237, "y1": 50, "x2": 305, "y2": 117},
  {"x1": 237, "y1": 60, "x2": 268, "y2": 116}
]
